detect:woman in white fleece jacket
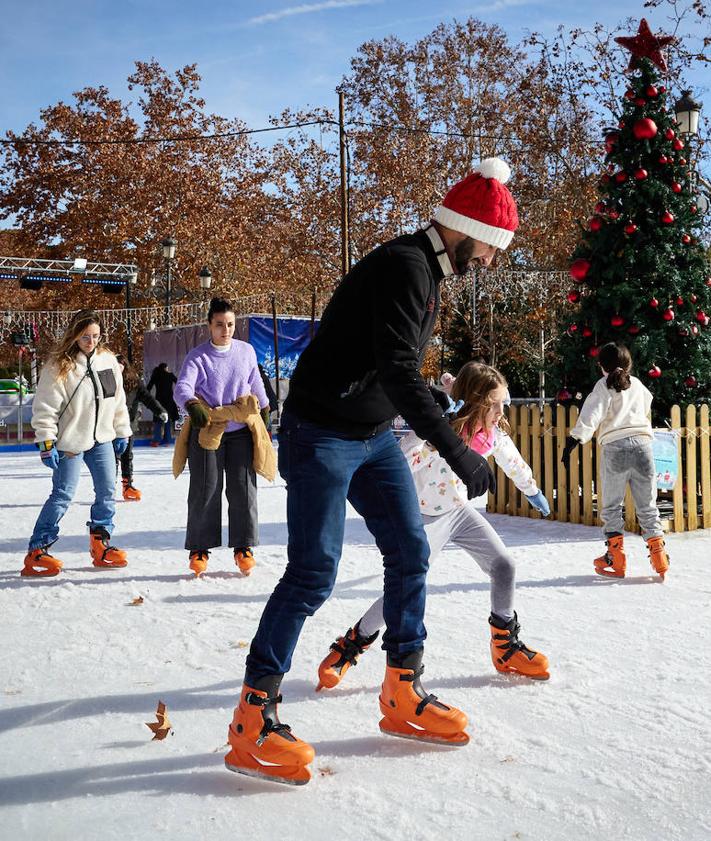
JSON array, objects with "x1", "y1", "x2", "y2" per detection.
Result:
[
  {"x1": 561, "y1": 342, "x2": 669, "y2": 580},
  {"x1": 21, "y1": 310, "x2": 132, "y2": 577}
]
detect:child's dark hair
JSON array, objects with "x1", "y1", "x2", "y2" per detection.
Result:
[
  {"x1": 208, "y1": 297, "x2": 235, "y2": 322},
  {"x1": 598, "y1": 342, "x2": 632, "y2": 392}
]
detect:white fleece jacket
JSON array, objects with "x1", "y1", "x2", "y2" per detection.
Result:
[
  {"x1": 569, "y1": 375, "x2": 653, "y2": 446},
  {"x1": 31, "y1": 350, "x2": 132, "y2": 453},
  {"x1": 401, "y1": 427, "x2": 539, "y2": 516}
]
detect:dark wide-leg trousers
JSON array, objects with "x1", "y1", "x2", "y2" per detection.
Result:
[{"x1": 184, "y1": 427, "x2": 258, "y2": 550}]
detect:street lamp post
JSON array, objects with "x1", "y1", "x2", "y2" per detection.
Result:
[
  {"x1": 674, "y1": 90, "x2": 701, "y2": 137},
  {"x1": 162, "y1": 236, "x2": 177, "y2": 324},
  {"x1": 125, "y1": 270, "x2": 138, "y2": 362},
  {"x1": 199, "y1": 266, "x2": 212, "y2": 297}
]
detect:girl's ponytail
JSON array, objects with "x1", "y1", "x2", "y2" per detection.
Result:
[{"x1": 598, "y1": 343, "x2": 632, "y2": 393}]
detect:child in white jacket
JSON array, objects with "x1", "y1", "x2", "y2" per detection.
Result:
[
  {"x1": 561, "y1": 342, "x2": 669, "y2": 579},
  {"x1": 316, "y1": 362, "x2": 551, "y2": 689},
  {"x1": 22, "y1": 310, "x2": 132, "y2": 577}
]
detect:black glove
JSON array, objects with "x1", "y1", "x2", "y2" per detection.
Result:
[
  {"x1": 186, "y1": 400, "x2": 210, "y2": 429},
  {"x1": 448, "y1": 446, "x2": 497, "y2": 499},
  {"x1": 428, "y1": 385, "x2": 452, "y2": 416},
  {"x1": 560, "y1": 435, "x2": 579, "y2": 468}
]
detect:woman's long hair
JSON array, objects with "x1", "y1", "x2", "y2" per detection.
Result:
[
  {"x1": 598, "y1": 343, "x2": 632, "y2": 392},
  {"x1": 450, "y1": 362, "x2": 511, "y2": 441},
  {"x1": 50, "y1": 310, "x2": 107, "y2": 380}
]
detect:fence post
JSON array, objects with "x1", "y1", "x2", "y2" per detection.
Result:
[
  {"x1": 543, "y1": 405, "x2": 554, "y2": 520},
  {"x1": 568, "y1": 406, "x2": 580, "y2": 524},
  {"x1": 555, "y1": 405, "x2": 568, "y2": 522},
  {"x1": 686, "y1": 404, "x2": 697, "y2": 531},
  {"x1": 701, "y1": 404, "x2": 711, "y2": 529},
  {"x1": 671, "y1": 405, "x2": 684, "y2": 532},
  {"x1": 518, "y1": 405, "x2": 530, "y2": 516},
  {"x1": 530, "y1": 404, "x2": 542, "y2": 520}
]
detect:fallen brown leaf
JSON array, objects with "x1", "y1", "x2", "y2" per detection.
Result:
[
  {"x1": 127, "y1": 596, "x2": 144, "y2": 606},
  {"x1": 146, "y1": 700, "x2": 173, "y2": 740}
]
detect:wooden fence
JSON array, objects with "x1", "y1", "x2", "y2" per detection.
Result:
[{"x1": 487, "y1": 403, "x2": 711, "y2": 533}]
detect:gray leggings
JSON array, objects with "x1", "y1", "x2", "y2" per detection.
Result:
[
  {"x1": 600, "y1": 435, "x2": 662, "y2": 540},
  {"x1": 357, "y1": 503, "x2": 516, "y2": 637}
]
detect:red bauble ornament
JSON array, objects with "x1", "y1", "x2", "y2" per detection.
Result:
[
  {"x1": 594, "y1": 202, "x2": 606, "y2": 214},
  {"x1": 658, "y1": 155, "x2": 668, "y2": 164},
  {"x1": 671, "y1": 182, "x2": 682, "y2": 193},
  {"x1": 685, "y1": 376, "x2": 697, "y2": 388},
  {"x1": 696, "y1": 310, "x2": 707, "y2": 324},
  {"x1": 608, "y1": 211, "x2": 620, "y2": 221},
  {"x1": 582, "y1": 326, "x2": 593, "y2": 338},
  {"x1": 691, "y1": 205, "x2": 698, "y2": 214},
  {"x1": 588, "y1": 346, "x2": 601, "y2": 358},
  {"x1": 649, "y1": 297, "x2": 659, "y2": 308},
  {"x1": 659, "y1": 85, "x2": 667, "y2": 93},
  {"x1": 589, "y1": 216, "x2": 603, "y2": 232},
  {"x1": 624, "y1": 222, "x2": 638, "y2": 235},
  {"x1": 604, "y1": 133, "x2": 619, "y2": 154},
  {"x1": 567, "y1": 323, "x2": 578, "y2": 336},
  {"x1": 672, "y1": 138, "x2": 684, "y2": 151},
  {"x1": 611, "y1": 314, "x2": 625, "y2": 327},
  {"x1": 633, "y1": 117, "x2": 658, "y2": 139},
  {"x1": 676, "y1": 296, "x2": 684, "y2": 306},
  {"x1": 648, "y1": 365, "x2": 662, "y2": 379},
  {"x1": 601, "y1": 174, "x2": 611, "y2": 185},
  {"x1": 682, "y1": 234, "x2": 692, "y2": 244},
  {"x1": 619, "y1": 120, "x2": 626, "y2": 128},
  {"x1": 646, "y1": 85, "x2": 659, "y2": 98},
  {"x1": 690, "y1": 294, "x2": 698, "y2": 303},
  {"x1": 628, "y1": 324, "x2": 641, "y2": 335},
  {"x1": 661, "y1": 211, "x2": 674, "y2": 224},
  {"x1": 570, "y1": 259, "x2": 591, "y2": 282},
  {"x1": 557, "y1": 388, "x2": 573, "y2": 402},
  {"x1": 664, "y1": 128, "x2": 675, "y2": 140},
  {"x1": 566, "y1": 290, "x2": 580, "y2": 303},
  {"x1": 706, "y1": 278, "x2": 711, "y2": 287},
  {"x1": 634, "y1": 168, "x2": 648, "y2": 180},
  {"x1": 691, "y1": 324, "x2": 700, "y2": 335},
  {"x1": 624, "y1": 89, "x2": 635, "y2": 100},
  {"x1": 635, "y1": 97, "x2": 647, "y2": 107},
  {"x1": 679, "y1": 157, "x2": 687, "y2": 165},
  {"x1": 662, "y1": 308, "x2": 675, "y2": 321},
  {"x1": 615, "y1": 171, "x2": 628, "y2": 183},
  {"x1": 678, "y1": 327, "x2": 689, "y2": 337}
]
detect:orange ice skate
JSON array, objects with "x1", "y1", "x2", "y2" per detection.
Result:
[
  {"x1": 122, "y1": 478, "x2": 142, "y2": 501},
  {"x1": 189, "y1": 550, "x2": 209, "y2": 577},
  {"x1": 316, "y1": 623, "x2": 379, "y2": 691},
  {"x1": 89, "y1": 527, "x2": 127, "y2": 568},
  {"x1": 594, "y1": 534, "x2": 626, "y2": 578},
  {"x1": 234, "y1": 547, "x2": 255, "y2": 576},
  {"x1": 646, "y1": 536, "x2": 669, "y2": 580},
  {"x1": 378, "y1": 650, "x2": 469, "y2": 746},
  {"x1": 489, "y1": 613, "x2": 550, "y2": 680},
  {"x1": 225, "y1": 677, "x2": 315, "y2": 786},
  {"x1": 21, "y1": 547, "x2": 63, "y2": 577}
]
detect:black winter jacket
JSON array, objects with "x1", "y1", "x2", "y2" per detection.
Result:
[{"x1": 285, "y1": 229, "x2": 470, "y2": 466}]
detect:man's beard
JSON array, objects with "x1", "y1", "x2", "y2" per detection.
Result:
[{"x1": 453, "y1": 237, "x2": 476, "y2": 276}]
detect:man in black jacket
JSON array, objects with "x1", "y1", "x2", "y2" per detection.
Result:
[{"x1": 225, "y1": 158, "x2": 519, "y2": 785}]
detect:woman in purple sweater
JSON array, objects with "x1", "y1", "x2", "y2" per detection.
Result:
[{"x1": 174, "y1": 297, "x2": 270, "y2": 577}]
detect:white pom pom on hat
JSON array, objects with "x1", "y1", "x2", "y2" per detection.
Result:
[{"x1": 432, "y1": 156, "x2": 518, "y2": 249}]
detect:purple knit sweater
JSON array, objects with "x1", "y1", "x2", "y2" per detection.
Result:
[{"x1": 174, "y1": 340, "x2": 269, "y2": 433}]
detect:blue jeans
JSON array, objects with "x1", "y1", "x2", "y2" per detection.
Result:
[
  {"x1": 29, "y1": 441, "x2": 117, "y2": 549},
  {"x1": 152, "y1": 420, "x2": 173, "y2": 444},
  {"x1": 245, "y1": 410, "x2": 429, "y2": 683}
]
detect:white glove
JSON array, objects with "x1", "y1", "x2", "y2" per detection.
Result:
[{"x1": 159, "y1": 411, "x2": 169, "y2": 422}]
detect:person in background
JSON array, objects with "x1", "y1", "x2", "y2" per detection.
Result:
[
  {"x1": 21, "y1": 310, "x2": 131, "y2": 577},
  {"x1": 173, "y1": 296, "x2": 270, "y2": 577},
  {"x1": 115, "y1": 354, "x2": 167, "y2": 501},
  {"x1": 561, "y1": 342, "x2": 669, "y2": 580},
  {"x1": 147, "y1": 362, "x2": 178, "y2": 446}
]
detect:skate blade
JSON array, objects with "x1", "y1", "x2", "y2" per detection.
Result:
[
  {"x1": 594, "y1": 567, "x2": 625, "y2": 578},
  {"x1": 495, "y1": 668, "x2": 550, "y2": 681},
  {"x1": 379, "y1": 719, "x2": 470, "y2": 746},
  {"x1": 225, "y1": 754, "x2": 311, "y2": 786},
  {"x1": 92, "y1": 560, "x2": 128, "y2": 569},
  {"x1": 21, "y1": 566, "x2": 61, "y2": 578}
]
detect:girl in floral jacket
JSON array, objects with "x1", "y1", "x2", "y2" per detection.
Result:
[{"x1": 317, "y1": 362, "x2": 551, "y2": 688}]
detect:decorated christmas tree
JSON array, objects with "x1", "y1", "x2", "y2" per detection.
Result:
[{"x1": 558, "y1": 19, "x2": 710, "y2": 417}]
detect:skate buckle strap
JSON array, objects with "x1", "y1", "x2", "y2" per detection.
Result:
[
  {"x1": 256, "y1": 720, "x2": 295, "y2": 747},
  {"x1": 245, "y1": 691, "x2": 282, "y2": 708},
  {"x1": 330, "y1": 632, "x2": 370, "y2": 665},
  {"x1": 398, "y1": 665, "x2": 425, "y2": 682},
  {"x1": 415, "y1": 693, "x2": 438, "y2": 716}
]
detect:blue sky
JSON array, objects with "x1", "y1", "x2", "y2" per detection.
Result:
[{"x1": 1, "y1": 0, "x2": 708, "y2": 135}]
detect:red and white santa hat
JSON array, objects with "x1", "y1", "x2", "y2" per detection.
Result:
[{"x1": 432, "y1": 158, "x2": 519, "y2": 250}]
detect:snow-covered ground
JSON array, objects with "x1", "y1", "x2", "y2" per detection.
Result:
[{"x1": 1, "y1": 445, "x2": 709, "y2": 841}]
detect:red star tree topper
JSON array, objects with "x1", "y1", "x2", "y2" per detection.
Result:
[{"x1": 614, "y1": 18, "x2": 677, "y2": 73}]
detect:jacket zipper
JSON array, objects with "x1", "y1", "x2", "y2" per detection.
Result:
[{"x1": 86, "y1": 353, "x2": 100, "y2": 442}]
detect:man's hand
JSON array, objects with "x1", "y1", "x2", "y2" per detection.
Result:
[
  {"x1": 449, "y1": 447, "x2": 496, "y2": 498},
  {"x1": 560, "y1": 435, "x2": 580, "y2": 468},
  {"x1": 186, "y1": 400, "x2": 210, "y2": 429},
  {"x1": 113, "y1": 438, "x2": 129, "y2": 457},
  {"x1": 39, "y1": 445, "x2": 59, "y2": 470}
]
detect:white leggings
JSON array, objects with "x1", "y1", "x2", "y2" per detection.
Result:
[{"x1": 357, "y1": 502, "x2": 516, "y2": 637}]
